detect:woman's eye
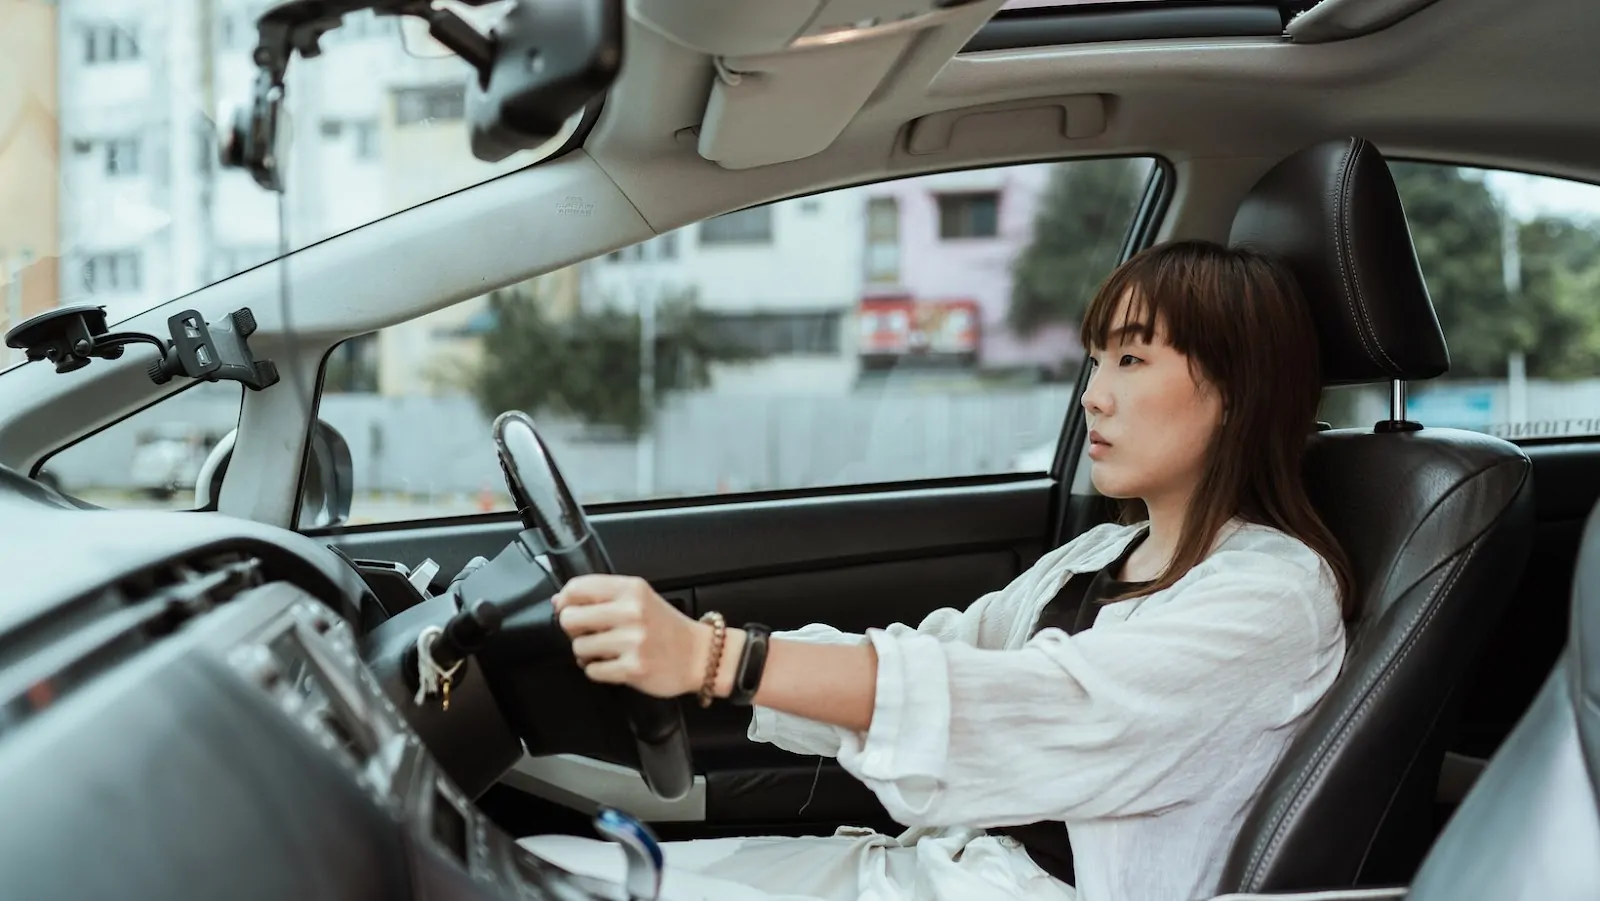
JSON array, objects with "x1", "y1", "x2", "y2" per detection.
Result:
[{"x1": 1119, "y1": 354, "x2": 1142, "y2": 366}]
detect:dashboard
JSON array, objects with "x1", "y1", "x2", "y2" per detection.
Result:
[{"x1": 0, "y1": 465, "x2": 627, "y2": 901}]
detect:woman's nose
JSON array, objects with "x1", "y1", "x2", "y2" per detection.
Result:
[{"x1": 1081, "y1": 367, "x2": 1112, "y2": 417}]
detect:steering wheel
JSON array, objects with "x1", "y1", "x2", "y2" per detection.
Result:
[{"x1": 487, "y1": 411, "x2": 694, "y2": 801}]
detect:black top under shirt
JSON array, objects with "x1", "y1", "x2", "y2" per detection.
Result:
[{"x1": 989, "y1": 528, "x2": 1152, "y2": 885}]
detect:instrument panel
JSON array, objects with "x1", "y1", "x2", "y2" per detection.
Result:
[
  {"x1": 0, "y1": 556, "x2": 621, "y2": 901},
  {"x1": 224, "y1": 584, "x2": 622, "y2": 901}
]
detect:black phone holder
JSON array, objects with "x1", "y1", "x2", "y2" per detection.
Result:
[{"x1": 3, "y1": 304, "x2": 280, "y2": 392}]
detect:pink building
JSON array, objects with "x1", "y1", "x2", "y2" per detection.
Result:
[{"x1": 859, "y1": 163, "x2": 1086, "y2": 376}]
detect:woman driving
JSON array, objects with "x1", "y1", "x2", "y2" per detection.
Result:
[{"x1": 521, "y1": 239, "x2": 1356, "y2": 901}]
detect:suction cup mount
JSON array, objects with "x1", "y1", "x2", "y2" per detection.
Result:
[{"x1": 4, "y1": 304, "x2": 280, "y2": 392}]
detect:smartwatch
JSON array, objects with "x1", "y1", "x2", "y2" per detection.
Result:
[{"x1": 729, "y1": 624, "x2": 772, "y2": 707}]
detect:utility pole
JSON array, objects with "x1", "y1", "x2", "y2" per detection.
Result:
[
  {"x1": 636, "y1": 282, "x2": 657, "y2": 497},
  {"x1": 1501, "y1": 199, "x2": 1527, "y2": 424}
]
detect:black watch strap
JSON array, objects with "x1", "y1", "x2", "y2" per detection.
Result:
[{"x1": 729, "y1": 624, "x2": 772, "y2": 707}]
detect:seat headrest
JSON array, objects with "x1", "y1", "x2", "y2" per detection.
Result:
[{"x1": 1229, "y1": 137, "x2": 1450, "y2": 385}]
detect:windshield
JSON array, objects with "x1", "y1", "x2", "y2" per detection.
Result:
[{"x1": 0, "y1": 0, "x2": 563, "y2": 341}]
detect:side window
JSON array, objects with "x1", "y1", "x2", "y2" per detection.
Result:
[
  {"x1": 1321, "y1": 163, "x2": 1600, "y2": 439},
  {"x1": 38, "y1": 383, "x2": 244, "y2": 510},
  {"x1": 323, "y1": 158, "x2": 1160, "y2": 525}
]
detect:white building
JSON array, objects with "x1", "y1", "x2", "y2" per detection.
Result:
[
  {"x1": 54, "y1": 1, "x2": 1067, "y2": 401},
  {"x1": 586, "y1": 161, "x2": 1078, "y2": 394},
  {"x1": 584, "y1": 189, "x2": 883, "y2": 395},
  {"x1": 55, "y1": 0, "x2": 526, "y2": 394}
]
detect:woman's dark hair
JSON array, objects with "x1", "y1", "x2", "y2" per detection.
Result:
[{"x1": 1080, "y1": 239, "x2": 1358, "y2": 620}]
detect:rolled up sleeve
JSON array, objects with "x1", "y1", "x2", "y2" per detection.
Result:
[{"x1": 834, "y1": 627, "x2": 951, "y2": 818}]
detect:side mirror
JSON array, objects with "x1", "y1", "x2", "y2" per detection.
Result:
[{"x1": 195, "y1": 420, "x2": 353, "y2": 529}]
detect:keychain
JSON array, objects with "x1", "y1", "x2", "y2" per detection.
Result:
[{"x1": 413, "y1": 625, "x2": 464, "y2": 711}]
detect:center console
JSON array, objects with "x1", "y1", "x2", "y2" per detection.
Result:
[{"x1": 220, "y1": 581, "x2": 642, "y2": 901}]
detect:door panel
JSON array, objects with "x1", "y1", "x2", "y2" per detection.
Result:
[
  {"x1": 330, "y1": 479, "x2": 1049, "y2": 595},
  {"x1": 322, "y1": 477, "x2": 1056, "y2": 835}
]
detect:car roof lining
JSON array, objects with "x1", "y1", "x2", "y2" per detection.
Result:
[{"x1": 587, "y1": 0, "x2": 1600, "y2": 240}]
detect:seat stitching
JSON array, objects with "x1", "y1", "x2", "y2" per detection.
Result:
[
  {"x1": 1245, "y1": 546, "x2": 1469, "y2": 886},
  {"x1": 1341, "y1": 138, "x2": 1402, "y2": 373},
  {"x1": 1242, "y1": 538, "x2": 1476, "y2": 889},
  {"x1": 1331, "y1": 137, "x2": 1385, "y2": 373}
]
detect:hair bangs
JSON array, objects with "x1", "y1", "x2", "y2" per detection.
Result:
[{"x1": 1078, "y1": 249, "x2": 1205, "y2": 355}]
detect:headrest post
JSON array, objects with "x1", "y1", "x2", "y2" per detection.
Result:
[{"x1": 1375, "y1": 378, "x2": 1424, "y2": 434}]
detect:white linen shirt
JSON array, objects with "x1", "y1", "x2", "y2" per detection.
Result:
[{"x1": 747, "y1": 519, "x2": 1348, "y2": 901}]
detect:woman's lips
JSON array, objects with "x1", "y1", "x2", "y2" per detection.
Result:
[{"x1": 1088, "y1": 429, "x2": 1112, "y2": 460}]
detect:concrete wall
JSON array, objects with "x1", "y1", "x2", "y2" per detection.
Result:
[{"x1": 44, "y1": 384, "x2": 1077, "y2": 505}]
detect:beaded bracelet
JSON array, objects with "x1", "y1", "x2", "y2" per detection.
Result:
[{"x1": 696, "y1": 611, "x2": 727, "y2": 708}]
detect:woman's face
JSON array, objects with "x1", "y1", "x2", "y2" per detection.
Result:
[{"x1": 1080, "y1": 296, "x2": 1224, "y2": 503}]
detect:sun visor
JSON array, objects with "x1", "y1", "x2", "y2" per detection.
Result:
[
  {"x1": 631, "y1": 0, "x2": 1004, "y2": 170},
  {"x1": 1286, "y1": 0, "x2": 1444, "y2": 43}
]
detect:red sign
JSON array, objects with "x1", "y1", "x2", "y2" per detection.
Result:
[{"x1": 858, "y1": 297, "x2": 980, "y2": 364}]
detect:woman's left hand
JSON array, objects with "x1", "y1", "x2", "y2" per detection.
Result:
[{"x1": 552, "y1": 574, "x2": 721, "y2": 699}]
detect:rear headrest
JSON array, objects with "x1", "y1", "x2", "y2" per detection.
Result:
[{"x1": 1229, "y1": 137, "x2": 1449, "y2": 386}]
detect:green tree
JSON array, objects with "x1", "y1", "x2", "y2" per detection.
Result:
[
  {"x1": 1008, "y1": 158, "x2": 1152, "y2": 336},
  {"x1": 467, "y1": 286, "x2": 750, "y2": 436},
  {"x1": 1506, "y1": 214, "x2": 1600, "y2": 379},
  {"x1": 1387, "y1": 163, "x2": 1512, "y2": 379},
  {"x1": 1389, "y1": 163, "x2": 1600, "y2": 380},
  {"x1": 1012, "y1": 158, "x2": 1600, "y2": 397}
]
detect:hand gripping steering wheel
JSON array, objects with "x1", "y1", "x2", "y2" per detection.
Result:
[{"x1": 487, "y1": 411, "x2": 694, "y2": 801}]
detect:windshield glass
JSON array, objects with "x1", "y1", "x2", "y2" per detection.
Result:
[{"x1": 0, "y1": 0, "x2": 562, "y2": 341}]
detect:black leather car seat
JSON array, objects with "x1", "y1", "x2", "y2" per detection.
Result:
[
  {"x1": 1401, "y1": 493, "x2": 1600, "y2": 901},
  {"x1": 1215, "y1": 493, "x2": 1600, "y2": 901},
  {"x1": 1217, "y1": 137, "x2": 1537, "y2": 893}
]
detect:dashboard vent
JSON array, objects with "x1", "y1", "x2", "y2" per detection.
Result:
[{"x1": 0, "y1": 553, "x2": 265, "y2": 736}]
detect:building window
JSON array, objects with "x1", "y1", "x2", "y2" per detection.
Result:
[
  {"x1": 395, "y1": 85, "x2": 466, "y2": 126},
  {"x1": 105, "y1": 138, "x2": 141, "y2": 176},
  {"x1": 353, "y1": 120, "x2": 381, "y2": 160},
  {"x1": 706, "y1": 311, "x2": 842, "y2": 355},
  {"x1": 656, "y1": 232, "x2": 678, "y2": 261},
  {"x1": 937, "y1": 192, "x2": 1000, "y2": 239},
  {"x1": 865, "y1": 196, "x2": 900, "y2": 284},
  {"x1": 324, "y1": 334, "x2": 380, "y2": 394},
  {"x1": 321, "y1": 119, "x2": 381, "y2": 159},
  {"x1": 83, "y1": 252, "x2": 143, "y2": 293},
  {"x1": 85, "y1": 25, "x2": 140, "y2": 64},
  {"x1": 700, "y1": 207, "x2": 773, "y2": 245}
]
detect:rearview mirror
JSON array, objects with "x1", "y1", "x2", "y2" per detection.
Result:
[
  {"x1": 466, "y1": 0, "x2": 624, "y2": 162},
  {"x1": 195, "y1": 420, "x2": 353, "y2": 529}
]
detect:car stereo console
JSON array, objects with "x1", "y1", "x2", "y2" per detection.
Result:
[{"x1": 222, "y1": 582, "x2": 631, "y2": 901}]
